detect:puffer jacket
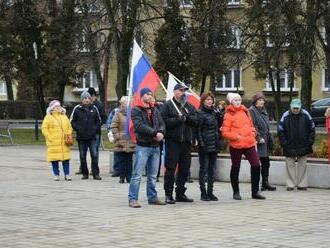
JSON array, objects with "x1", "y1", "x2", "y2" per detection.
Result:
[
  {"x1": 197, "y1": 106, "x2": 222, "y2": 152},
  {"x1": 111, "y1": 110, "x2": 135, "y2": 153},
  {"x1": 161, "y1": 97, "x2": 198, "y2": 143},
  {"x1": 131, "y1": 105, "x2": 165, "y2": 147},
  {"x1": 70, "y1": 104, "x2": 102, "y2": 141},
  {"x1": 221, "y1": 105, "x2": 256, "y2": 149},
  {"x1": 41, "y1": 111, "x2": 72, "y2": 162},
  {"x1": 278, "y1": 109, "x2": 315, "y2": 156}
]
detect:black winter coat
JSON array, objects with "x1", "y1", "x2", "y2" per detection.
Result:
[
  {"x1": 197, "y1": 106, "x2": 222, "y2": 152},
  {"x1": 131, "y1": 105, "x2": 165, "y2": 147},
  {"x1": 93, "y1": 100, "x2": 107, "y2": 135},
  {"x1": 277, "y1": 109, "x2": 315, "y2": 157},
  {"x1": 71, "y1": 104, "x2": 102, "y2": 141},
  {"x1": 161, "y1": 97, "x2": 198, "y2": 143}
]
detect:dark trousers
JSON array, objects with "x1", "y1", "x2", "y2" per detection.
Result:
[
  {"x1": 260, "y1": 156, "x2": 270, "y2": 181},
  {"x1": 112, "y1": 152, "x2": 120, "y2": 175},
  {"x1": 229, "y1": 146, "x2": 261, "y2": 194},
  {"x1": 117, "y1": 152, "x2": 133, "y2": 182},
  {"x1": 164, "y1": 140, "x2": 191, "y2": 196},
  {"x1": 157, "y1": 143, "x2": 163, "y2": 179},
  {"x1": 198, "y1": 151, "x2": 217, "y2": 194},
  {"x1": 78, "y1": 140, "x2": 99, "y2": 177}
]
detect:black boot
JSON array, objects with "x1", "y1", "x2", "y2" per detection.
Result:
[
  {"x1": 230, "y1": 166, "x2": 241, "y2": 200},
  {"x1": 176, "y1": 187, "x2": 194, "y2": 202},
  {"x1": 261, "y1": 179, "x2": 277, "y2": 191},
  {"x1": 165, "y1": 194, "x2": 176, "y2": 204},
  {"x1": 200, "y1": 188, "x2": 211, "y2": 201},
  {"x1": 260, "y1": 157, "x2": 276, "y2": 191},
  {"x1": 207, "y1": 183, "x2": 218, "y2": 201},
  {"x1": 251, "y1": 167, "x2": 266, "y2": 200}
]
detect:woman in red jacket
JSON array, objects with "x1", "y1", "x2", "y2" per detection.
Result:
[
  {"x1": 221, "y1": 93, "x2": 265, "y2": 200},
  {"x1": 325, "y1": 108, "x2": 330, "y2": 164}
]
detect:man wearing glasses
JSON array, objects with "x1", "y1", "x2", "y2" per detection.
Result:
[{"x1": 278, "y1": 99, "x2": 315, "y2": 191}]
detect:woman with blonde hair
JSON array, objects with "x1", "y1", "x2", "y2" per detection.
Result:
[
  {"x1": 325, "y1": 108, "x2": 330, "y2": 163},
  {"x1": 41, "y1": 100, "x2": 73, "y2": 181}
]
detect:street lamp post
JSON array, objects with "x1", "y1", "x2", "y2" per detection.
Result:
[{"x1": 32, "y1": 42, "x2": 39, "y2": 141}]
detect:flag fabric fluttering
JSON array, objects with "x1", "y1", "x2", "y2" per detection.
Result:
[
  {"x1": 125, "y1": 40, "x2": 161, "y2": 140},
  {"x1": 167, "y1": 72, "x2": 200, "y2": 109}
]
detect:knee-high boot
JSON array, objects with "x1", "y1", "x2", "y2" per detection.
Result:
[
  {"x1": 251, "y1": 166, "x2": 266, "y2": 200},
  {"x1": 230, "y1": 166, "x2": 241, "y2": 200},
  {"x1": 260, "y1": 157, "x2": 276, "y2": 191}
]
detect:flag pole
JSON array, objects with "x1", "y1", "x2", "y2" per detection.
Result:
[
  {"x1": 167, "y1": 71, "x2": 201, "y2": 100},
  {"x1": 159, "y1": 80, "x2": 182, "y2": 115}
]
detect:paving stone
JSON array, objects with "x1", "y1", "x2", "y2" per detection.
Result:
[{"x1": 0, "y1": 146, "x2": 330, "y2": 247}]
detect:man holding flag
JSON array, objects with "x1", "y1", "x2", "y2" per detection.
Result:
[{"x1": 161, "y1": 83, "x2": 199, "y2": 204}]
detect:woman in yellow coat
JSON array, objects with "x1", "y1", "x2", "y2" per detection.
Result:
[{"x1": 41, "y1": 100, "x2": 73, "y2": 181}]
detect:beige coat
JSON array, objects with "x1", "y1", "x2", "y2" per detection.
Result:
[{"x1": 111, "y1": 110, "x2": 135, "y2": 153}]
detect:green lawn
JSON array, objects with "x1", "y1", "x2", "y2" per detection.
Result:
[{"x1": 0, "y1": 129, "x2": 114, "y2": 149}]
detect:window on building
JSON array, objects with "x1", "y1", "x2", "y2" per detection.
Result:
[
  {"x1": 265, "y1": 24, "x2": 290, "y2": 48},
  {"x1": 180, "y1": 0, "x2": 193, "y2": 7},
  {"x1": 320, "y1": 26, "x2": 328, "y2": 46},
  {"x1": 0, "y1": 81, "x2": 7, "y2": 96},
  {"x1": 215, "y1": 68, "x2": 241, "y2": 91},
  {"x1": 322, "y1": 68, "x2": 330, "y2": 91},
  {"x1": 228, "y1": 26, "x2": 241, "y2": 49},
  {"x1": 76, "y1": 32, "x2": 89, "y2": 53},
  {"x1": 265, "y1": 70, "x2": 295, "y2": 91},
  {"x1": 228, "y1": 0, "x2": 241, "y2": 6},
  {"x1": 75, "y1": 70, "x2": 98, "y2": 90}
]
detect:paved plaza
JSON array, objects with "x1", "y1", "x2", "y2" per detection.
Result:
[{"x1": 0, "y1": 145, "x2": 330, "y2": 248}]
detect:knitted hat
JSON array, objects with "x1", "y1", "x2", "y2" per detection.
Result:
[
  {"x1": 252, "y1": 92, "x2": 265, "y2": 104},
  {"x1": 87, "y1": 87, "x2": 97, "y2": 96},
  {"x1": 80, "y1": 91, "x2": 91, "y2": 101},
  {"x1": 290, "y1": 99, "x2": 302, "y2": 109},
  {"x1": 46, "y1": 100, "x2": 65, "y2": 114},
  {"x1": 140, "y1": 87, "x2": 152, "y2": 97},
  {"x1": 226, "y1": 93, "x2": 241, "y2": 104},
  {"x1": 48, "y1": 100, "x2": 60, "y2": 111}
]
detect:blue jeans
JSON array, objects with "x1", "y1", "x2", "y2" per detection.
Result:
[
  {"x1": 95, "y1": 134, "x2": 100, "y2": 163},
  {"x1": 128, "y1": 145, "x2": 160, "y2": 202},
  {"x1": 78, "y1": 140, "x2": 99, "y2": 177},
  {"x1": 51, "y1": 160, "x2": 70, "y2": 176}
]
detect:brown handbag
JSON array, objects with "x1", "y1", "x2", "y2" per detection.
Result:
[{"x1": 64, "y1": 134, "x2": 74, "y2": 146}]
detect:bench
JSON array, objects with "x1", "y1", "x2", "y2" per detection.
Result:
[{"x1": 0, "y1": 121, "x2": 14, "y2": 145}]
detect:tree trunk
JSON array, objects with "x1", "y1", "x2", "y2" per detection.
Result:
[
  {"x1": 269, "y1": 69, "x2": 281, "y2": 123},
  {"x1": 116, "y1": 35, "x2": 133, "y2": 99},
  {"x1": 300, "y1": 65, "x2": 313, "y2": 111},
  {"x1": 208, "y1": 72, "x2": 216, "y2": 94},
  {"x1": 4, "y1": 74, "x2": 14, "y2": 101},
  {"x1": 200, "y1": 73, "x2": 207, "y2": 95}
]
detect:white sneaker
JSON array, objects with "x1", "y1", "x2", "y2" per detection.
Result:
[
  {"x1": 65, "y1": 175, "x2": 72, "y2": 181},
  {"x1": 54, "y1": 176, "x2": 60, "y2": 181}
]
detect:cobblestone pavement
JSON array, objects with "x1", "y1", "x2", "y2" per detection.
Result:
[{"x1": 1, "y1": 146, "x2": 330, "y2": 248}]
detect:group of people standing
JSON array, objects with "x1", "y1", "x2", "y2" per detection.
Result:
[
  {"x1": 41, "y1": 88, "x2": 106, "y2": 181},
  {"x1": 41, "y1": 83, "x2": 317, "y2": 209}
]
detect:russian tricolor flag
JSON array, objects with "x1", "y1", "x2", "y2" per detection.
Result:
[{"x1": 126, "y1": 40, "x2": 161, "y2": 140}]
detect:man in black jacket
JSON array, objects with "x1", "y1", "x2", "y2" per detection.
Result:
[
  {"x1": 161, "y1": 84, "x2": 198, "y2": 204},
  {"x1": 128, "y1": 88, "x2": 166, "y2": 208},
  {"x1": 71, "y1": 91, "x2": 102, "y2": 180},
  {"x1": 74, "y1": 87, "x2": 107, "y2": 175},
  {"x1": 278, "y1": 99, "x2": 315, "y2": 191}
]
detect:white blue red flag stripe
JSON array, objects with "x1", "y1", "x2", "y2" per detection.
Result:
[{"x1": 126, "y1": 40, "x2": 161, "y2": 140}]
